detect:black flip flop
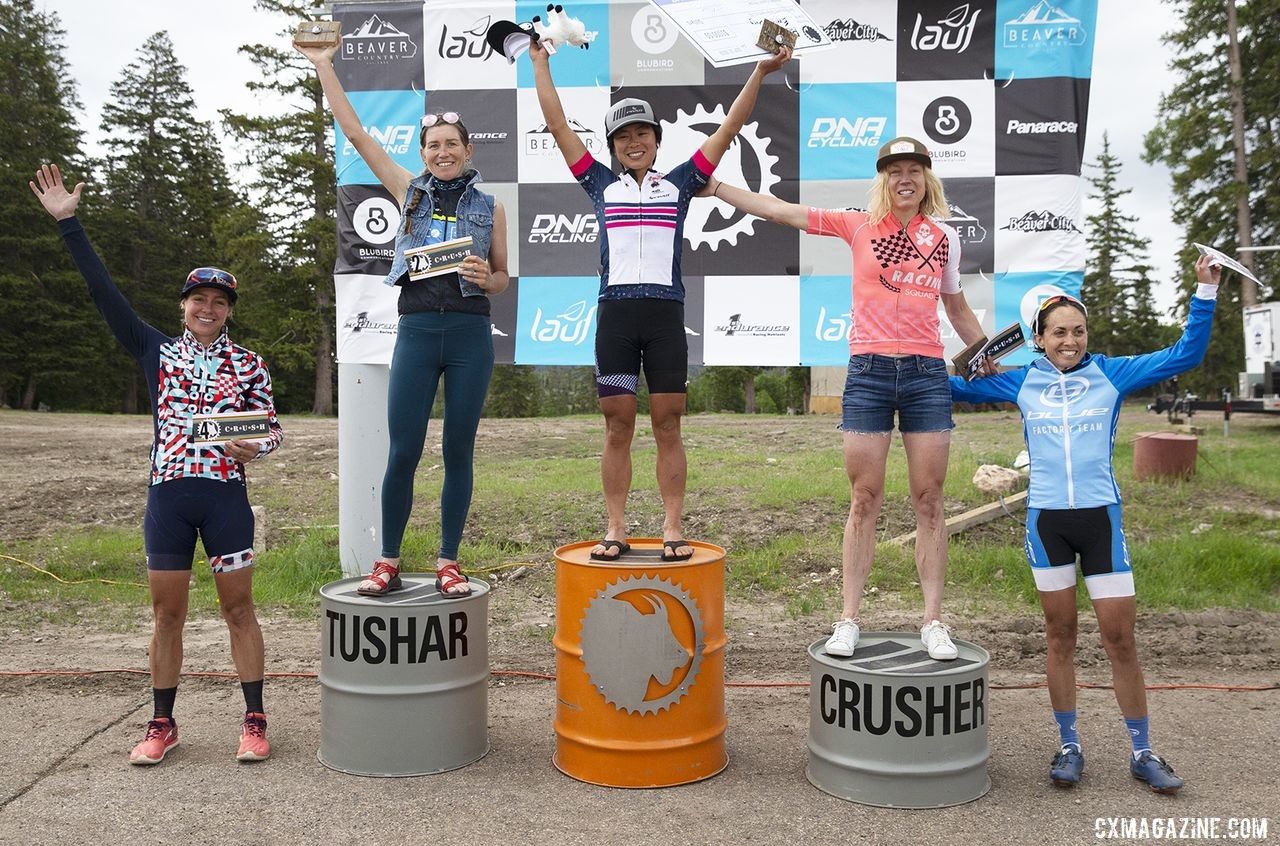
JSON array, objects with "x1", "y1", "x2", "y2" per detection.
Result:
[
  {"x1": 661, "y1": 540, "x2": 694, "y2": 561},
  {"x1": 589, "y1": 539, "x2": 630, "y2": 561}
]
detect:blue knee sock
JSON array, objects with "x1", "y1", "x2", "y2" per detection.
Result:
[
  {"x1": 1125, "y1": 716, "x2": 1151, "y2": 756},
  {"x1": 1053, "y1": 710, "x2": 1079, "y2": 750}
]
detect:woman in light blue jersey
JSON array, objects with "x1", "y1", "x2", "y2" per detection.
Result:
[{"x1": 950, "y1": 256, "x2": 1221, "y2": 795}]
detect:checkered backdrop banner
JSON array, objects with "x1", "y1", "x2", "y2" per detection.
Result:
[{"x1": 331, "y1": 0, "x2": 1097, "y2": 368}]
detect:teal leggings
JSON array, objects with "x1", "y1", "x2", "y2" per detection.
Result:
[{"x1": 381, "y1": 311, "x2": 494, "y2": 561}]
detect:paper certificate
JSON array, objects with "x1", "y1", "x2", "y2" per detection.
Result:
[
  {"x1": 193, "y1": 410, "x2": 273, "y2": 444},
  {"x1": 405, "y1": 236, "x2": 474, "y2": 282},
  {"x1": 1194, "y1": 242, "x2": 1263, "y2": 287},
  {"x1": 647, "y1": 0, "x2": 833, "y2": 68}
]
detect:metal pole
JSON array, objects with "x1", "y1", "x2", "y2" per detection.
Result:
[{"x1": 1225, "y1": 0, "x2": 1258, "y2": 306}]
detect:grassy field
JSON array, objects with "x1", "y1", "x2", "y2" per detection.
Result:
[{"x1": 1, "y1": 407, "x2": 1277, "y2": 622}]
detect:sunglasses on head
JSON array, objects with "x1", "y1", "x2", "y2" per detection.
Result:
[
  {"x1": 422, "y1": 112, "x2": 461, "y2": 128},
  {"x1": 1034, "y1": 294, "x2": 1087, "y2": 332},
  {"x1": 187, "y1": 267, "x2": 237, "y2": 289}
]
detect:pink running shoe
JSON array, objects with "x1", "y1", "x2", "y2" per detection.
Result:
[
  {"x1": 129, "y1": 718, "x2": 178, "y2": 765},
  {"x1": 236, "y1": 712, "x2": 270, "y2": 762}
]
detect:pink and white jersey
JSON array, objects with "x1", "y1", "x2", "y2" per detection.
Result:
[{"x1": 807, "y1": 208, "x2": 961, "y2": 358}]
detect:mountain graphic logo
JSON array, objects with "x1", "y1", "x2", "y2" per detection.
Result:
[
  {"x1": 348, "y1": 15, "x2": 408, "y2": 38},
  {"x1": 1003, "y1": 2, "x2": 1087, "y2": 47},
  {"x1": 341, "y1": 14, "x2": 419, "y2": 61}
]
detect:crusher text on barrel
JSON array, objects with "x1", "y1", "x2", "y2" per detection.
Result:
[
  {"x1": 819, "y1": 675, "x2": 985, "y2": 737},
  {"x1": 326, "y1": 610, "x2": 469, "y2": 664}
]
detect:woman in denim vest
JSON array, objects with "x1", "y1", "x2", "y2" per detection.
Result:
[{"x1": 298, "y1": 37, "x2": 509, "y2": 598}]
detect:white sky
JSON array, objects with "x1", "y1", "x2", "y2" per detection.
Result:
[{"x1": 41, "y1": 0, "x2": 1186, "y2": 314}]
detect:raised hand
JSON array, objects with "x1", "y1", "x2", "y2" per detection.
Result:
[
  {"x1": 292, "y1": 36, "x2": 340, "y2": 66},
  {"x1": 1195, "y1": 254, "x2": 1222, "y2": 286},
  {"x1": 757, "y1": 43, "x2": 793, "y2": 75},
  {"x1": 29, "y1": 163, "x2": 84, "y2": 221}
]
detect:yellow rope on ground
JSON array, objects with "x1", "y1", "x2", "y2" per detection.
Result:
[
  {"x1": 0, "y1": 553, "x2": 148, "y2": 588},
  {"x1": 462, "y1": 561, "x2": 544, "y2": 576}
]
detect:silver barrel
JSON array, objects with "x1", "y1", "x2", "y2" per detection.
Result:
[
  {"x1": 807, "y1": 632, "x2": 990, "y2": 808},
  {"x1": 319, "y1": 575, "x2": 489, "y2": 777}
]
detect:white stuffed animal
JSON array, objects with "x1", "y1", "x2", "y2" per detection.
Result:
[{"x1": 531, "y1": 4, "x2": 590, "y2": 51}]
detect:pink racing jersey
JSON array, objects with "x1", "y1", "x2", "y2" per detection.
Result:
[{"x1": 807, "y1": 207, "x2": 961, "y2": 358}]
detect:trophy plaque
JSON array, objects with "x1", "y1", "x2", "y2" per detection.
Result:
[
  {"x1": 755, "y1": 19, "x2": 797, "y2": 55},
  {"x1": 294, "y1": 20, "x2": 341, "y2": 47}
]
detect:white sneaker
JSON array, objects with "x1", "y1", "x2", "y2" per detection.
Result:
[
  {"x1": 824, "y1": 618, "x2": 859, "y2": 657},
  {"x1": 921, "y1": 619, "x2": 958, "y2": 660}
]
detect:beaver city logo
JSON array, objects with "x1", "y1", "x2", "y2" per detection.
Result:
[{"x1": 580, "y1": 575, "x2": 705, "y2": 715}]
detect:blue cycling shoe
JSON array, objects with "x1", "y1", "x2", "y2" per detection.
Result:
[
  {"x1": 1049, "y1": 744, "x2": 1084, "y2": 787},
  {"x1": 1130, "y1": 751, "x2": 1185, "y2": 794}
]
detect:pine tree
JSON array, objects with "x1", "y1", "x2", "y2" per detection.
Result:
[
  {"x1": 0, "y1": 0, "x2": 110, "y2": 410},
  {"x1": 1082, "y1": 133, "x2": 1163, "y2": 358},
  {"x1": 91, "y1": 31, "x2": 241, "y2": 412},
  {"x1": 222, "y1": 0, "x2": 336, "y2": 415},
  {"x1": 1144, "y1": 0, "x2": 1280, "y2": 394}
]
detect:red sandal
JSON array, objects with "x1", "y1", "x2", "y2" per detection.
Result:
[
  {"x1": 357, "y1": 560, "x2": 402, "y2": 596},
  {"x1": 435, "y1": 562, "x2": 472, "y2": 598}
]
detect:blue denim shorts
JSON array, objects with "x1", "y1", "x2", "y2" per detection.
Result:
[{"x1": 839, "y1": 354, "x2": 953, "y2": 434}]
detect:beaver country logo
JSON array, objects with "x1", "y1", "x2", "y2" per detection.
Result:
[
  {"x1": 580, "y1": 575, "x2": 705, "y2": 715},
  {"x1": 1000, "y1": 211, "x2": 1081, "y2": 233}
]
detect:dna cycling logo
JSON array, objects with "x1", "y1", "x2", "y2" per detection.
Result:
[
  {"x1": 528, "y1": 213, "x2": 599, "y2": 244},
  {"x1": 580, "y1": 575, "x2": 705, "y2": 715},
  {"x1": 530, "y1": 299, "x2": 596, "y2": 346},
  {"x1": 824, "y1": 18, "x2": 892, "y2": 42},
  {"x1": 437, "y1": 15, "x2": 495, "y2": 60},
  {"x1": 1038, "y1": 375, "x2": 1090, "y2": 407},
  {"x1": 808, "y1": 116, "x2": 887, "y2": 150},
  {"x1": 815, "y1": 306, "x2": 852, "y2": 342},
  {"x1": 343, "y1": 124, "x2": 416, "y2": 157},
  {"x1": 341, "y1": 14, "x2": 418, "y2": 62},
  {"x1": 910, "y1": 3, "x2": 982, "y2": 53},
  {"x1": 663, "y1": 104, "x2": 780, "y2": 250}
]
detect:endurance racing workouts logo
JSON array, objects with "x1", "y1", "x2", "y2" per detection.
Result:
[
  {"x1": 580, "y1": 575, "x2": 705, "y2": 715},
  {"x1": 662, "y1": 104, "x2": 779, "y2": 250},
  {"x1": 343, "y1": 312, "x2": 397, "y2": 336},
  {"x1": 437, "y1": 15, "x2": 494, "y2": 59},
  {"x1": 342, "y1": 14, "x2": 418, "y2": 62},
  {"x1": 530, "y1": 300, "x2": 596, "y2": 347},
  {"x1": 910, "y1": 4, "x2": 981, "y2": 53},
  {"x1": 1004, "y1": 2, "x2": 1087, "y2": 47},
  {"x1": 714, "y1": 313, "x2": 792, "y2": 337},
  {"x1": 824, "y1": 18, "x2": 891, "y2": 42}
]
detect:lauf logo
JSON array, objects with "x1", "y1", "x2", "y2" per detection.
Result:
[
  {"x1": 815, "y1": 306, "x2": 851, "y2": 342},
  {"x1": 437, "y1": 16, "x2": 495, "y2": 60},
  {"x1": 808, "y1": 116, "x2": 887, "y2": 148},
  {"x1": 910, "y1": 4, "x2": 981, "y2": 53},
  {"x1": 1039, "y1": 375, "x2": 1089, "y2": 407},
  {"x1": 530, "y1": 300, "x2": 596, "y2": 346},
  {"x1": 529, "y1": 214, "x2": 599, "y2": 244}
]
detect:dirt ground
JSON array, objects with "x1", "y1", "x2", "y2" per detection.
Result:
[{"x1": 0, "y1": 411, "x2": 1277, "y2": 844}]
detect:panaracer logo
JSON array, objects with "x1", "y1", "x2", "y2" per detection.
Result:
[
  {"x1": 910, "y1": 4, "x2": 981, "y2": 53},
  {"x1": 825, "y1": 18, "x2": 891, "y2": 42},
  {"x1": 580, "y1": 575, "x2": 705, "y2": 715},
  {"x1": 1004, "y1": 1, "x2": 1087, "y2": 47},
  {"x1": 714, "y1": 313, "x2": 792, "y2": 337},
  {"x1": 1005, "y1": 119, "x2": 1079, "y2": 135},
  {"x1": 530, "y1": 300, "x2": 596, "y2": 346},
  {"x1": 341, "y1": 15, "x2": 418, "y2": 62},
  {"x1": 808, "y1": 116, "x2": 887, "y2": 149},
  {"x1": 1001, "y1": 211, "x2": 1081, "y2": 233},
  {"x1": 469, "y1": 131, "x2": 508, "y2": 145},
  {"x1": 815, "y1": 306, "x2": 852, "y2": 342},
  {"x1": 529, "y1": 213, "x2": 599, "y2": 244},
  {"x1": 344, "y1": 124, "x2": 415, "y2": 156},
  {"x1": 943, "y1": 204, "x2": 988, "y2": 244},
  {"x1": 526, "y1": 118, "x2": 604, "y2": 157},
  {"x1": 343, "y1": 312, "x2": 397, "y2": 335},
  {"x1": 438, "y1": 15, "x2": 494, "y2": 60}
]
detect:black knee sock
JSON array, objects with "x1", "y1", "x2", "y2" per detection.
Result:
[
  {"x1": 241, "y1": 679, "x2": 264, "y2": 715},
  {"x1": 153, "y1": 686, "x2": 177, "y2": 721}
]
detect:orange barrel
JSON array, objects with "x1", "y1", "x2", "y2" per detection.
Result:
[
  {"x1": 1133, "y1": 432, "x2": 1198, "y2": 480},
  {"x1": 552, "y1": 538, "x2": 727, "y2": 788}
]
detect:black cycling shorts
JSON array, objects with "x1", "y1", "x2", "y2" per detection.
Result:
[
  {"x1": 594, "y1": 298, "x2": 688, "y2": 397},
  {"x1": 144, "y1": 477, "x2": 256, "y2": 573}
]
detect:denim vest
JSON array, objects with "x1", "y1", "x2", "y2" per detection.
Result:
[{"x1": 383, "y1": 169, "x2": 495, "y2": 287}]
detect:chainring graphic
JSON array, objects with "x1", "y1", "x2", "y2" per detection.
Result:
[
  {"x1": 580, "y1": 574, "x2": 706, "y2": 715},
  {"x1": 660, "y1": 103, "x2": 780, "y2": 251}
]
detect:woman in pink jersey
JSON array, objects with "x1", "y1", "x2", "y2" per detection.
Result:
[{"x1": 705, "y1": 137, "x2": 988, "y2": 660}]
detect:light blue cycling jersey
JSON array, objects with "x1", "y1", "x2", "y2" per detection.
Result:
[{"x1": 950, "y1": 293, "x2": 1216, "y2": 510}]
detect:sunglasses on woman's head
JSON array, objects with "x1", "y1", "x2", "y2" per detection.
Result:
[
  {"x1": 187, "y1": 267, "x2": 237, "y2": 289},
  {"x1": 1036, "y1": 293, "x2": 1087, "y2": 316},
  {"x1": 422, "y1": 112, "x2": 462, "y2": 128}
]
